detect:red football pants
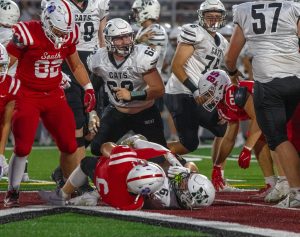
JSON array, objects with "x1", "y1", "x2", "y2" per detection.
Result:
[{"x1": 12, "y1": 88, "x2": 77, "y2": 157}]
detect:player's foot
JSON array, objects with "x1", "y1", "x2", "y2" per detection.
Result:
[
  {"x1": 0, "y1": 154, "x2": 8, "y2": 177},
  {"x1": 264, "y1": 179, "x2": 289, "y2": 203},
  {"x1": 67, "y1": 190, "x2": 99, "y2": 206},
  {"x1": 38, "y1": 190, "x2": 66, "y2": 206},
  {"x1": 21, "y1": 173, "x2": 30, "y2": 182},
  {"x1": 249, "y1": 183, "x2": 272, "y2": 199},
  {"x1": 275, "y1": 191, "x2": 300, "y2": 208},
  {"x1": 51, "y1": 167, "x2": 65, "y2": 189},
  {"x1": 4, "y1": 190, "x2": 20, "y2": 208}
]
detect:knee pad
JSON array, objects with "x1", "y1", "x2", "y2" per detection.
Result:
[
  {"x1": 180, "y1": 133, "x2": 199, "y2": 152},
  {"x1": 76, "y1": 137, "x2": 85, "y2": 147}
]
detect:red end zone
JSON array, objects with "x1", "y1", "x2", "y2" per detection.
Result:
[{"x1": 1, "y1": 191, "x2": 300, "y2": 234}]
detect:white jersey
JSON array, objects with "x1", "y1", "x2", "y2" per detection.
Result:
[
  {"x1": 233, "y1": 1, "x2": 300, "y2": 83},
  {"x1": 0, "y1": 27, "x2": 16, "y2": 76},
  {"x1": 166, "y1": 24, "x2": 228, "y2": 95},
  {"x1": 135, "y1": 24, "x2": 168, "y2": 73},
  {"x1": 144, "y1": 178, "x2": 181, "y2": 209},
  {"x1": 67, "y1": 0, "x2": 109, "y2": 52},
  {"x1": 88, "y1": 44, "x2": 159, "y2": 108}
]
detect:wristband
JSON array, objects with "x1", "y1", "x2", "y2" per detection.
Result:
[
  {"x1": 183, "y1": 78, "x2": 197, "y2": 93},
  {"x1": 244, "y1": 145, "x2": 252, "y2": 151},
  {"x1": 227, "y1": 69, "x2": 238, "y2": 76},
  {"x1": 130, "y1": 90, "x2": 147, "y2": 101},
  {"x1": 83, "y1": 82, "x2": 93, "y2": 90}
]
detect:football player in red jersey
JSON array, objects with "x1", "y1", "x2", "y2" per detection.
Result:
[
  {"x1": 0, "y1": 43, "x2": 20, "y2": 179},
  {"x1": 3, "y1": 0, "x2": 96, "y2": 208},
  {"x1": 39, "y1": 136, "x2": 216, "y2": 210},
  {"x1": 39, "y1": 143, "x2": 167, "y2": 210},
  {"x1": 198, "y1": 70, "x2": 286, "y2": 198}
]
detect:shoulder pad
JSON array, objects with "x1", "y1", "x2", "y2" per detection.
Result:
[
  {"x1": 178, "y1": 24, "x2": 200, "y2": 45},
  {"x1": 148, "y1": 24, "x2": 167, "y2": 46},
  {"x1": 234, "y1": 86, "x2": 248, "y2": 108},
  {"x1": 238, "y1": 80, "x2": 254, "y2": 94},
  {"x1": 224, "y1": 85, "x2": 239, "y2": 111},
  {"x1": 12, "y1": 22, "x2": 34, "y2": 47},
  {"x1": 135, "y1": 45, "x2": 159, "y2": 73}
]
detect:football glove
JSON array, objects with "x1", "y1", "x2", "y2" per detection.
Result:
[
  {"x1": 238, "y1": 146, "x2": 252, "y2": 169},
  {"x1": 84, "y1": 83, "x2": 96, "y2": 113},
  {"x1": 211, "y1": 165, "x2": 225, "y2": 191},
  {"x1": 60, "y1": 72, "x2": 71, "y2": 90},
  {"x1": 88, "y1": 110, "x2": 100, "y2": 135}
]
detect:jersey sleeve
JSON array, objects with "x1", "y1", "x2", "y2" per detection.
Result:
[
  {"x1": 136, "y1": 46, "x2": 160, "y2": 74},
  {"x1": 87, "y1": 50, "x2": 103, "y2": 77},
  {"x1": 232, "y1": 3, "x2": 246, "y2": 26},
  {"x1": 66, "y1": 24, "x2": 80, "y2": 55},
  {"x1": 291, "y1": 2, "x2": 300, "y2": 21},
  {"x1": 99, "y1": 0, "x2": 110, "y2": 20},
  {"x1": 6, "y1": 22, "x2": 33, "y2": 58},
  {"x1": 147, "y1": 24, "x2": 168, "y2": 47},
  {"x1": 178, "y1": 24, "x2": 202, "y2": 45}
]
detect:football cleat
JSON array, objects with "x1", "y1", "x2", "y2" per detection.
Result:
[
  {"x1": 275, "y1": 191, "x2": 300, "y2": 208},
  {"x1": 38, "y1": 190, "x2": 66, "y2": 206},
  {"x1": 66, "y1": 190, "x2": 99, "y2": 206},
  {"x1": 21, "y1": 173, "x2": 30, "y2": 182},
  {"x1": 51, "y1": 167, "x2": 65, "y2": 189},
  {"x1": 264, "y1": 179, "x2": 289, "y2": 203},
  {"x1": 249, "y1": 183, "x2": 272, "y2": 199},
  {"x1": 4, "y1": 190, "x2": 20, "y2": 208}
]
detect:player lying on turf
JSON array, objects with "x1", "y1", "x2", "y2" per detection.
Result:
[{"x1": 39, "y1": 135, "x2": 215, "y2": 210}]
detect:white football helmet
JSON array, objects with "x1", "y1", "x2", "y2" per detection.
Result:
[
  {"x1": 218, "y1": 22, "x2": 234, "y2": 37},
  {"x1": 41, "y1": 0, "x2": 50, "y2": 10},
  {"x1": 172, "y1": 173, "x2": 215, "y2": 209},
  {"x1": 0, "y1": 0, "x2": 20, "y2": 27},
  {"x1": 0, "y1": 43, "x2": 9, "y2": 79},
  {"x1": 131, "y1": 0, "x2": 160, "y2": 25},
  {"x1": 197, "y1": 0, "x2": 226, "y2": 32},
  {"x1": 198, "y1": 69, "x2": 231, "y2": 112},
  {"x1": 127, "y1": 162, "x2": 165, "y2": 195},
  {"x1": 41, "y1": 0, "x2": 75, "y2": 49},
  {"x1": 103, "y1": 18, "x2": 134, "y2": 57}
]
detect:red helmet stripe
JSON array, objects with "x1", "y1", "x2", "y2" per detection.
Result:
[
  {"x1": 127, "y1": 174, "x2": 163, "y2": 183},
  {"x1": 61, "y1": 0, "x2": 72, "y2": 26}
]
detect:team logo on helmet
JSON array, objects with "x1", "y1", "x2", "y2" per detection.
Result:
[{"x1": 47, "y1": 4, "x2": 56, "y2": 13}]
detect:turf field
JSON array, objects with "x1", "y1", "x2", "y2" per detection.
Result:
[
  {"x1": 0, "y1": 146, "x2": 268, "y2": 237},
  {"x1": 0, "y1": 145, "x2": 266, "y2": 191}
]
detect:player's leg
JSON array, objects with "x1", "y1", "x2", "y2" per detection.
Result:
[
  {"x1": 254, "y1": 77, "x2": 300, "y2": 207},
  {"x1": 252, "y1": 137, "x2": 277, "y2": 198},
  {"x1": 164, "y1": 94, "x2": 200, "y2": 154},
  {"x1": 132, "y1": 105, "x2": 167, "y2": 147},
  {"x1": 90, "y1": 105, "x2": 129, "y2": 156},
  {"x1": 41, "y1": 93, "x2": 77, "y2": 178},
  {"x1": 4, "y1": 99, "x2": 40, "y2": 207}
]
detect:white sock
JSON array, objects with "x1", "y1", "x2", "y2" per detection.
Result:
[
  {"x1": 221, "y1": 170, "x2": 225, "y2": 179},
  {"x1": 278, "y1": 176, "x2": 287, "y2": 182},
  {"x1": 8, "y1": 153, "x2": 27, "y2": 191},
  {"x1": 69, "y1": 166, "x2": 88, "y2": 188},
  {"x1": 264, "y1": 176, "x2": 277, "y2": 187}
]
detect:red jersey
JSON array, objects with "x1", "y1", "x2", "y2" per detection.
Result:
[
  {"x1": 94, "y1": 145, "x2": 167, "y2": 210},
  {"x1": 217, "y1": 81, "x2": 254, "y2": 122},
  {"x1": 0, "y1": 75, "x2": 20, "y2": 115},
  {"x1": 6, "y1": 21, "x2": 79, "y2": 92}
]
